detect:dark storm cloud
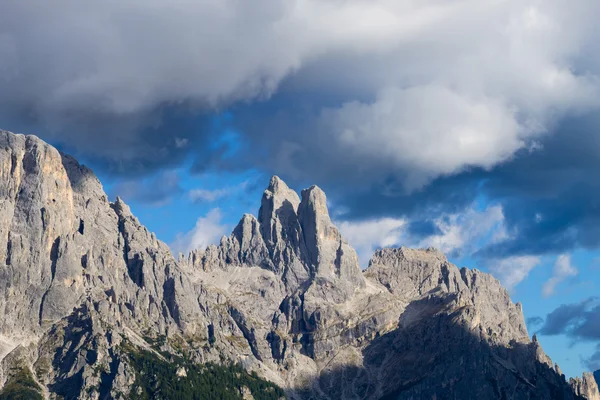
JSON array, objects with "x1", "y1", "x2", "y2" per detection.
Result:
[
  {"x1": 331, "y1": 172, "x2": 485, "y2": 221},
  {"x1": 18, "y1": 105, "x2": 217, "y2": 178}
]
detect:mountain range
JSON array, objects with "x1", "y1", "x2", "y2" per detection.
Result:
[{"x1": 0, "y1": 129, "x2": 598, "y2": 399}]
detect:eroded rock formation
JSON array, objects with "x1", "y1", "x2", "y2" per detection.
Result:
[{"x1": 0, "y1": 130, "x2": 596, "y2": 399}]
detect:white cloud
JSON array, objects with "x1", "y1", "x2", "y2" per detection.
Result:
[
  {"x1": 337, "y1": 204, "x2": 507, "y2": 268},
  {"x1": 542, "y1": 254, "x2": 578, "y2": 297},
  {"x1": 189, "y1": 188, "x2": 231, "y2": 203},
  {"x1": 188, "y1": 181, "x2": 248, "y2": 203},
  {"x1": 323, "y1": 86, "x2": 528, "y2": 188},
  {"x1": 420, "y1": 206, "x2": 543, "y2": 291},
  {"x1": 337, "y1": 204, "x2": 539, "y2": 290},
  {"x1": 337, "y1": 217, "x2": 406, "y2": 268},
  {"x1": 1, "y1": 1, "x2": 600, "y2": 184},
  {"x1": 488, "y1": 256, "x2": 542, "y2": 291},
  {"x1": 417, "y1": 205, "x2": 506, "y2": 257},
  {"x1": 170, "y1": 208, "x2": 229, "y2": 254}
]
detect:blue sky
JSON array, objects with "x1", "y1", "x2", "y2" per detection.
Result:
[{"x1": 2, "y1": 0, "x2": 600, "y2": 380}]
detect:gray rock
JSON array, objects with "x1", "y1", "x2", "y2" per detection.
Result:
[
  {"x1": 571, "y1": 373, "x2": 600, "y2": 400},
  {"x1": 0, "y1": 129, "x2": 596, "y2": 400}
]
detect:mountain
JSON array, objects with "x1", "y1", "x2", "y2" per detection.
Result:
[
  {"x1": 0, "y1": 129, "x2": 596, "y2": 399},
  {"x1": 571, "y1": 373, "x2": 600, "y2": 400}
]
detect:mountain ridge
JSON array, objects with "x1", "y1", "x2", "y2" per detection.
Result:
[{"x1": 0, "y1": 129, "x2": 597, "y2": 399}]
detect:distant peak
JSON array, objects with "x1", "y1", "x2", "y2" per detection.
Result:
[
  {"x1": 371, "y1": 246, "x2": 447, "y2": 264},
  {"x1": 267, "y1": 175, "x2": 288, "y2": 193},
  {"x1": 233, "y1": 213, "x2": 260, "y2": 236},
  {"x1": 258, "y1": 176, "x2": 301, "y2": 246},
  {"x1": 241, "y1": 213, "x2": 257, "y2": 221},
  {"x1": 260, "y1": 175, "x2": 300, "y2": 213},
  {"x1": 300, "y1": 185, "x2": 329, "y2": 218}
]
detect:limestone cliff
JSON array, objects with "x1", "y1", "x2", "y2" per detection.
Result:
[{"x1": 0, "y1": 130, "x2": 596, "y2": 399}]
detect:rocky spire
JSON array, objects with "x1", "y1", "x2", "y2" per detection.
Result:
[
  {"x1": 214, "y1": 177, "x2": 366, "y2": 297},
  {"x1": 230, "y1": 213, "x2": 270, "y2": 268},
  {"x1": 258, "y1": 175, "x2": 301, "y2": 248},
  {"x1": 223, "y1": 175, "x2": 305, "y2": 288},
  {"x1": 298, "y1": 185, "x2": 365, "y2": 291},
  {"x1": 570, "y1": 372, "x2": 600, "y2": 400}
]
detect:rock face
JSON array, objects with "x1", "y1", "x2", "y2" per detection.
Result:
[
  {"x1": 0, "y1": 129, "x2": 597, "y2": 399},
  {"x1": 571, "y1": 373, "x2": 600, "y2": 400}
]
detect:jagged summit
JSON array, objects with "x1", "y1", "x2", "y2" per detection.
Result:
[
  {"x1": 266, "y1": 175, "x2": 297, "y2": 198},
  {"x1": 0, "y1": 130, "x2": 596, "y2": 399},
  {"x1": 190, "y1": 175, "x2": 366, "y2": 300}
]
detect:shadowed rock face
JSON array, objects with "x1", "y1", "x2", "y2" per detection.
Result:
[{"x1": 0, "y1": 129, "x2": 596, "y2": 399}]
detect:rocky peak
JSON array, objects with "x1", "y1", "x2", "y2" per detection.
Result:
[
  {"x1": 0, "y1": 130, "x2": 194, "y2": 339},
  {"x1": 365, "y1": 247, "x2": 459, "y2": 297},
  {"x1": 111, "y1": 196, "x2": 130, "y2": 216},
  {"x1": 203, "y1": 176, "x2": 366, "y2": 296},
  {"x1": 364, "y1": 246, "x2": 530, "y2": 348},
  {"x1": 571, "y1": 372, "x2": 600, "y2": 400},
  {"x1": 298, "y1": 185, "x2": 365, "y2": 291},
  {"x1": 230, "y1": 213, "x2": 271, "y2": 268},
  {"x1": 298, "y1": 185, "x2": 330, "y2": 268},
  {"x1": 258, "y1": 175, "x2": 301, "y2": 247}
]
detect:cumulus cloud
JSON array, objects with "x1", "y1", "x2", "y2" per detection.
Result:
[
  {"x1": 417, "y1": 205, "x2": 506, "y2": 258},
  {"x1": 337, "y1": 202, "x2": 540, "y2": 290},
  {"x1": 542, "y1": 254, "x2": 578, "y2": 297},
  {"x1": 170, "y1": 208, "x2": 229, "y2": 254},
  {"x1": 1, "y1": 0, "x2": 600, "y2": 185},
  {"x1": 488, "y1": 256, "x2": 542, "y2": 292},
  {"x1": 321, "y1": 86, "x2": 531, "y2": 188},
  {"x1": 337, "y1": 217, "x2": 406, "y2": 267},
  {"x1": 337, "y1": 203, "x2": 509, "y2": 266},
  {"x1": 236, "y1": 0, "x2": 600, "y2": 189},
  {"x1": 417, "y1": 205, "x2": 545, "y2": 291}
]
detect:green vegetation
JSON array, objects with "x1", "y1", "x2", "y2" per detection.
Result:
[
  {"x1": 141, "y1": 334, "x2": 168, "y2": 353},
  {"x1": 123, "y1": 342, "x2": 285, "y2": 400},
  {"x1": 0, "y1": 368, "x2": 43, "y2": 400}
]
